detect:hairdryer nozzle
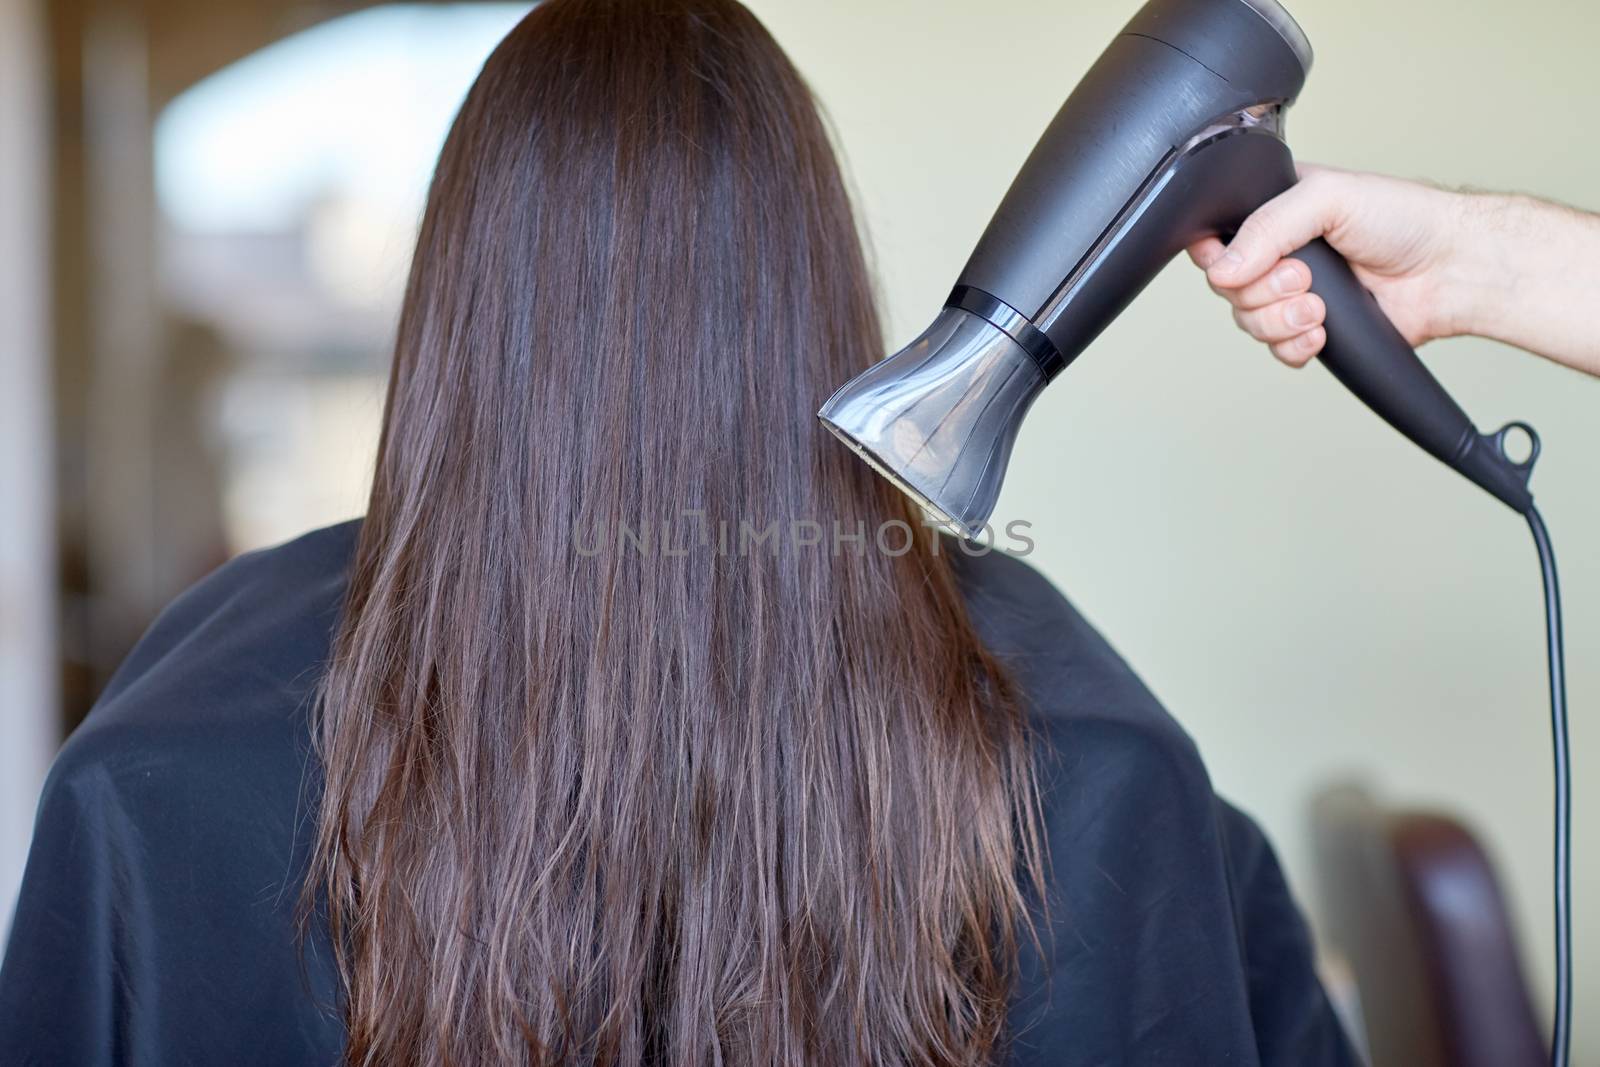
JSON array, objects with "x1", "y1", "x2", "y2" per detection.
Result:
[{"x1": 817, "y1": 307, "x2": 1047, "y2": 540}]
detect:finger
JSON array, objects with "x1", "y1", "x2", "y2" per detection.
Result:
[
  {"x1": 1217, "y1": 258, "x2": 1312, "y2": 309},
  {"x1": 1269, "y1": 326, "x2": 1327, "y2": 367},
  {"x1": 1206, "y1": 175, "x2": 1342, "y2": 288},
  {"x1": 1231, "y1": 293, "x2": 1325, "y2": 344},
  {"x1": 1186, "y1": 236, "x2": 1227, "y2": 270}
]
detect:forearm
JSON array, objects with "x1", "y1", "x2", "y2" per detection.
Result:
[{"x1": 1441, "y1": 192, "x2": 1600, "y2": 376}]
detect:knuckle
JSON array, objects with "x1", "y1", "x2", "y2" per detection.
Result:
[
  {"x1": 1283, "y1": 259, "x2": 1311, "y2": 290},
  {"x1": 1233, "y1": 306, "x2": 1268, "y2": 340},
  {"x1": 1273, "y1": 338, "x2": 1309, "y2": 366},
  {"x1": 1246, "y1": 202, "x2": 1279, "y2": 232}
]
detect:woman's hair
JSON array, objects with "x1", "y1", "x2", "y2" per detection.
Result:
[{"x1": 305, "y1": 1, "x2": 1043, "y2": 1063}]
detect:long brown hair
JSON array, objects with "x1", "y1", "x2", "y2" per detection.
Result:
[{"x1": 305, "y1": 1, "x2": 1043, "y2": 1063}]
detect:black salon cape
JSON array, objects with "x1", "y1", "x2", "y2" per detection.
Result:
[{"x1": 0, "y1": 521, "x2": 1354, "y2": 1066}]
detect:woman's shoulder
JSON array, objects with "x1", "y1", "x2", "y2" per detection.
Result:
[
  {"x1": 104, "y1": 518, "x2": 359, "y2": 702},
  {"x1": 0, "y1": 524, "x2": 359, "y2": 1064},
  {"x1": 954, "y1": 552, "x2": 1351, "y2": 1064},
  {"x1": 951, "y1": 546, "x2": 1205, "y2": 784},
  {"x1": 47, "y1": 519, "x2": 360, "y2": 809}
]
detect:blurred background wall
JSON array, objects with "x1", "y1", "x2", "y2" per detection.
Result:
[{"x1": 0, "y1": 0, "x2": 1594, "y2": 1059}]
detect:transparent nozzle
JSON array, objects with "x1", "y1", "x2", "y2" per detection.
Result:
[{"x1": 817, "y1": 307, "x2": 1048, "y2": 541}]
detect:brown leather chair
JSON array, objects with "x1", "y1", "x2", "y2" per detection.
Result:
[{"x1": 1310, "y1": 784, "x2": 1546, "y2": 1067}]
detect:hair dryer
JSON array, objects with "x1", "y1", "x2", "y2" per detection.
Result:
[
  {"x1": 819, "y1": 2, "x2": 1571, "y2": 1063},
  {"x1": 818, "y1": 0, "x2": 1540, "y2": 539}
]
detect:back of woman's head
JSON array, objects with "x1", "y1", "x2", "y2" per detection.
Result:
[{"x1": 307, "y1": 1, "x2": 1042, "y2": 1063}]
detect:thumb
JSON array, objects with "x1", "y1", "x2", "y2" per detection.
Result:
[{"x1": 1206, "y1": 175, "x2": 1341, "y2": 288}]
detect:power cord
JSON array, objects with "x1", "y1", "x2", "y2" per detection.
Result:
[{"x1": 1527, "y1": 505, "x2": 1570, "y2": 1067}]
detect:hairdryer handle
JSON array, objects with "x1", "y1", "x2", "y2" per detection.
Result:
[{"x1": 1287, "y1": 239, "x2": 1537, "y2": 513}]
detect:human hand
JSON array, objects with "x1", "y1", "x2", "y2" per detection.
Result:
[{"x1": 1186, "y1": 164, "x2": 1476, "y2": 367}]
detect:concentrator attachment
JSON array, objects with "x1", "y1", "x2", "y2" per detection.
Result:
[{"x1": 818, "y1": 307, "x2": 1047, "y2": 538}]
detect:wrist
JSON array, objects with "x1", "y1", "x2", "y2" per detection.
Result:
[{"x1": 1430, "y1": 190, "x2": 1522, "y2": 341}]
